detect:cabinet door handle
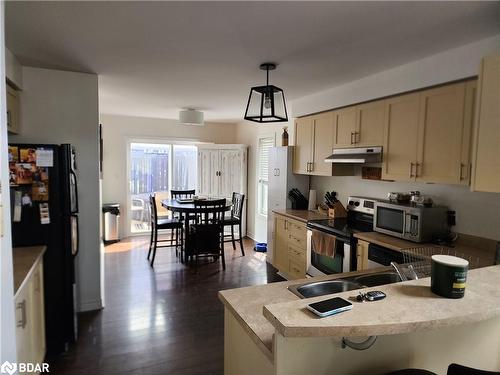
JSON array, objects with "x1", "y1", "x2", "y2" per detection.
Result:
[
  {"x1": 459, "y1": 163, "x2": 467, "y2": 180},
  {"x1": 350, "y1": 132, "x2": 354, "y2": 145},
  {"x1": 7, "y1": 110, "x2": 11, "y2": 127},
  {"x1": 355, "y1": 131, "x2": 360, "y2": 144},
  {"x1": 310, "y1": 162, "x2": 314, "y2": 172},
  {"x1": 16, "y1": 300, "x2": 27, "y2": 329},
  {"x1": 415, "y1": 163, "x2": 420, "y2": 178},
  {"x1": 409, "y1": 162, "x2": 414, "y2": 178},
  {"x1": 276, "y1": 168, "x2": 280, "y2": 176}
]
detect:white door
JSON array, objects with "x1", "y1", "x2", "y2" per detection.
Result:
[
  {"x1": 198, "y1": 149, "x2": 219, "y2": 196},
  {"x1": 219, "y1": 149, "x2": 242, "y2": 198}
]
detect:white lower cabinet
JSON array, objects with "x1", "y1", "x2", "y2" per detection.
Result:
[{"x1": 15, "y1": 259, "x2": 46, "y2": 373}]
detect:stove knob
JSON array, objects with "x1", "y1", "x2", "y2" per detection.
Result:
[
  {"x1": 348, "y1": 200, "x2": 354, "y2": 206},
  {"x1": 354, "y1": 201, "x2": 360, "y2": 207}
]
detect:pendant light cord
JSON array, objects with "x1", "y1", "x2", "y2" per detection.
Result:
[{"x1": 266, "y1": 66, "x2": 269, "y2": 86}]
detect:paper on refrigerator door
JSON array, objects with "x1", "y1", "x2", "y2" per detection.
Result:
[
  {"x1": 39, "y1": 202, "x2": 50, "y2": 224},
  {"x1": 13, "y1": 190, "x2": 22, "y2": 222},
  {"x1": 36, "y1": 149, "x2": 54, "y2": 167}
]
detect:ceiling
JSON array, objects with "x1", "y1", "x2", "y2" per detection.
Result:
[{"x1": 6, "y1": 1, "x2": 500, "y2": 122}]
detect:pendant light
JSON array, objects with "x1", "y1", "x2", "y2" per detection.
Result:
[{"x1": 244, "y1": 63, "x2": 288, "y2": 123}]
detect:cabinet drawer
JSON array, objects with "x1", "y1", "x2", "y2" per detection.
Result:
[
  {"x1": 288, "y1": 258, "x2": 306, "y2": 279},
  {"x1": 287, "y1": 220, "x2": 306, "y2": 240},
  {"x1": 288, "y1": 232, "x2": 306, "y2": 250},
  {"x1": 288, "y1": 244, "x2": 306, "y2": 262}
]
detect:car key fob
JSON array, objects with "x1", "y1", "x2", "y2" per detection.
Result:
[{"x1": 364, "y1": 291, "x2": 386, "y2": 301}]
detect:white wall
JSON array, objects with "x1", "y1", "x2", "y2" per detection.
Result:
[
  {"x1": 291, "y1": 34, "x2": 500, "y2": 117},
  {"x1": 0, "y1": 2, "x2": 17, "y2": 363},
  {"x1": 235, "y1": 118, "x2": 295, "y2": 242},
  {"x1": 99, "y1": 113, "x2": 239, "y2": 238},
  {"x1": 311, "y1": 174, "x2": 500, "y2": 241},
  {"x1": 10, "y1": 67, "x2": 102, "y2": 312}
]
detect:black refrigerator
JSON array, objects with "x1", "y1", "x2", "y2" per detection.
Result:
[{"x1": 9, "y1": 143, "x2": 79, "y2": 356}]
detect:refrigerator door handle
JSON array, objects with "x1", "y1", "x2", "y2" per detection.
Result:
[
  {"x1": 70, "y1": 170, "x2": 79, "y2": 214},
  {"x1": 71, "y1": 214, "x2": 79, "y2": 257}
]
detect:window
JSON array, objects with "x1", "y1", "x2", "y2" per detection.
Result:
[
  {"x1": 129, "y1": 142, "x2": 197, "y2": 233},
  {"x1": 257, "y1": 137, "x2": 275, "y2": 216}
]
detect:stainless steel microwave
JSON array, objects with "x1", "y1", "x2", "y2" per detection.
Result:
[{"x1": 373, "y1": 201, "x2": 448, "y2": 242}]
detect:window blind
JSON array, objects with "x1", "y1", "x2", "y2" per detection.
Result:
[{"x1": 258, "y1": 137, "x2": 275, "y2": 183}]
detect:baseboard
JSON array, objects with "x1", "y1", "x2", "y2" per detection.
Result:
[
  {"x1": 78, "y1": 298, "x2": 103, "y2": 312},
  {"x1": 246, "y1": 232, "x2": 256, "y2": 240}
]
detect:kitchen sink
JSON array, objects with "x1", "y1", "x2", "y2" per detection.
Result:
[
  {"x1": 288, "y1": 280, "x2": 363, "y2": 299},
  {"x1": 288, "y1": 271, "x2": 403, "y2": 299},
  {"x1": 354, "y1": 272, "x2": 402, "y2": 287}
]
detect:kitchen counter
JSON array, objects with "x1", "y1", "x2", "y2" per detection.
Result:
[
  {"x1": 13, "y1": 246, "x2": 46, "y2": 296},
  {"x1": 222, "y1": 265, "x2": 500, "y2": 374},
  {"x1": 263, "y1": 265, "x2": 500, "y2": 338},
  {"x1": 354, "y1": 232, "x2": 498, "y2": 268},
  {"x1": 272, "y1": 209, "x2": 328, "y2": 223},
  {"x1": 219, "y1": 268, "x2": 390, "y2": 361}
]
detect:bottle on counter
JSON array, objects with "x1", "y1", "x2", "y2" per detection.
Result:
[{"x1": 282, "y1": 127, "x2": 289, "y2": 146}]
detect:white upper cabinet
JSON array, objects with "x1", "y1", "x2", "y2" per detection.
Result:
[{"x1": 197, "y1": 144, "x2": 247, "y2": 199}]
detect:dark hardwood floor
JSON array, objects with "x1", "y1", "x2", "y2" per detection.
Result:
[{"x1": 47, "y1": 236, "x2": 283, "y2": 374}]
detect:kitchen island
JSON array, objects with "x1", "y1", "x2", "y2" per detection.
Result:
[{"x1": 219, "y1": 265, "x2": 500, "y2": 375}]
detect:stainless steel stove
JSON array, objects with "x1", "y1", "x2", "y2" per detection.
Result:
[{"x1": 306, "y1": 196, "x2": 378, "y2": 276}]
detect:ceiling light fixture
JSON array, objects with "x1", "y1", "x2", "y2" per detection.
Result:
[
  {"x1": 179, "y1": 109, "x2": 204, "y2": 126},
  {"x1": 244, "y1": 63, "x2": 288, "y2": 123}
]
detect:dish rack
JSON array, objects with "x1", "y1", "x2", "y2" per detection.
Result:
[{"x1": 397, "y1": 246, "x2": 480, "y2": 279}]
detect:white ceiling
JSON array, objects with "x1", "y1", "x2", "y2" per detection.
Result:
[{"x1": 6, "y1": 1, "x2": 500, "y2": 122}]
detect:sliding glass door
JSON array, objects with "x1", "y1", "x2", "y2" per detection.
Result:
[{"x1": 129, "y1": 142, "x2": 197, "y2": 234}]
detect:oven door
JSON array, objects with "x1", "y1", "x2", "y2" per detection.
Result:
[
  {"x1": 307, "y1": 229, "x2": 351, "y2": 276},
  {"x1": 373, "y1": 203, "x2": 406, "y2": 239}
]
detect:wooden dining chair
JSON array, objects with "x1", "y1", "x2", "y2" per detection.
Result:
[
  {"x1": 223, "y1": 192, "x2": 245, "y2": 256},
  {"x1": 147, "y1": 195, "x2": 183, "y2": 267},
  {"x1": 170, "y1": 190, "x2": 196, "y2": 257},
  {"x1": 190, "y1": 199, "x2": 227, "y2": 271},
  {"x1": 171, "y1": 189, "x2": 196, "y2": 200}
]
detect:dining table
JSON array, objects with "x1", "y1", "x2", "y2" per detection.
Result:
[{"x1": 161, "y1": 198, "x2": 232, "y2": 260}]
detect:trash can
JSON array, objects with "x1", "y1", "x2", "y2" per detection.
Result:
[{"x1": 103, "y1": 203, "x2": 120, "y2": 244}]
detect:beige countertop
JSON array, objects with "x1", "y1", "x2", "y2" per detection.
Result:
[
  {"x1": 13, "y1": 246, "x2": 46, "y2": 296},
  {"x1": 272, "y1": 209, "x2": 328, "y2": 223},
  {"x1": 263, "y1": 265, "x2": 500, "y2": 338},
  {"x1": 354, "y1": 232, "x2": 498, "y2": 268},
  {"x1": 218, "y1": 268, "x2": 389, "y2": 361}
]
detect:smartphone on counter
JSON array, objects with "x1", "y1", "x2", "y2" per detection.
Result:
[{"x1": 307, "y1": 297, "x2": 353, "y2": 318}]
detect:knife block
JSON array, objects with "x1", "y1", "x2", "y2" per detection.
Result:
[{"x1": 328, "y1": 201, "x2": 347, "y2": 219}]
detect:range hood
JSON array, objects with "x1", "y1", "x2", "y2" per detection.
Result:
[{"x1": 325, "y1": 147, "x2": 382, "y2": 164}]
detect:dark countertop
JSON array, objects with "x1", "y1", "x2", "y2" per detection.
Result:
[
  {"x1": 272, "y1": 209, "x2": 328, "y2": 223},
  {"x1": 354, "y1": 232, "x2": 498, "y2": 268},
  {"x1": 13, "y1": 246, "x2": 46, "y2": 296}
]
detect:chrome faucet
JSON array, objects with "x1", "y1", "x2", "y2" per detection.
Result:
[
  {"x1": 390, "y1": 262, "x2": 407, "y2": 282},
  {"x1": 390, "y1": 262, "x2": 419, "y2": 281}
]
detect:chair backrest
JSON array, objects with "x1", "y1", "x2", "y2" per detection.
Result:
[
  {"x1": 231, "y1": 192, "x2": 245, "y2": 220},
  {"x1": 149, "y1": 195, "x2": 158, "y2": 227},
  {"x1": 194, "y1": 199, "x2": 226, "y2": 226},
  {"x1": 448, "y1": 364, "x2": 500, "y2": 375},
  {"x1": 171, "y1": 189, "x2": 196, "y2": 199}
]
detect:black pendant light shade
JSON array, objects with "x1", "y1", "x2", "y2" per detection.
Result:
[{"x1": 244, "y1": 63, "x2": 288, "y2": 123}]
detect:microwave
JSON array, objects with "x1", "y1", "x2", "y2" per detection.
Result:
[{"x1": 373, "y1": 201, "x2": 448, "y2": 242}]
